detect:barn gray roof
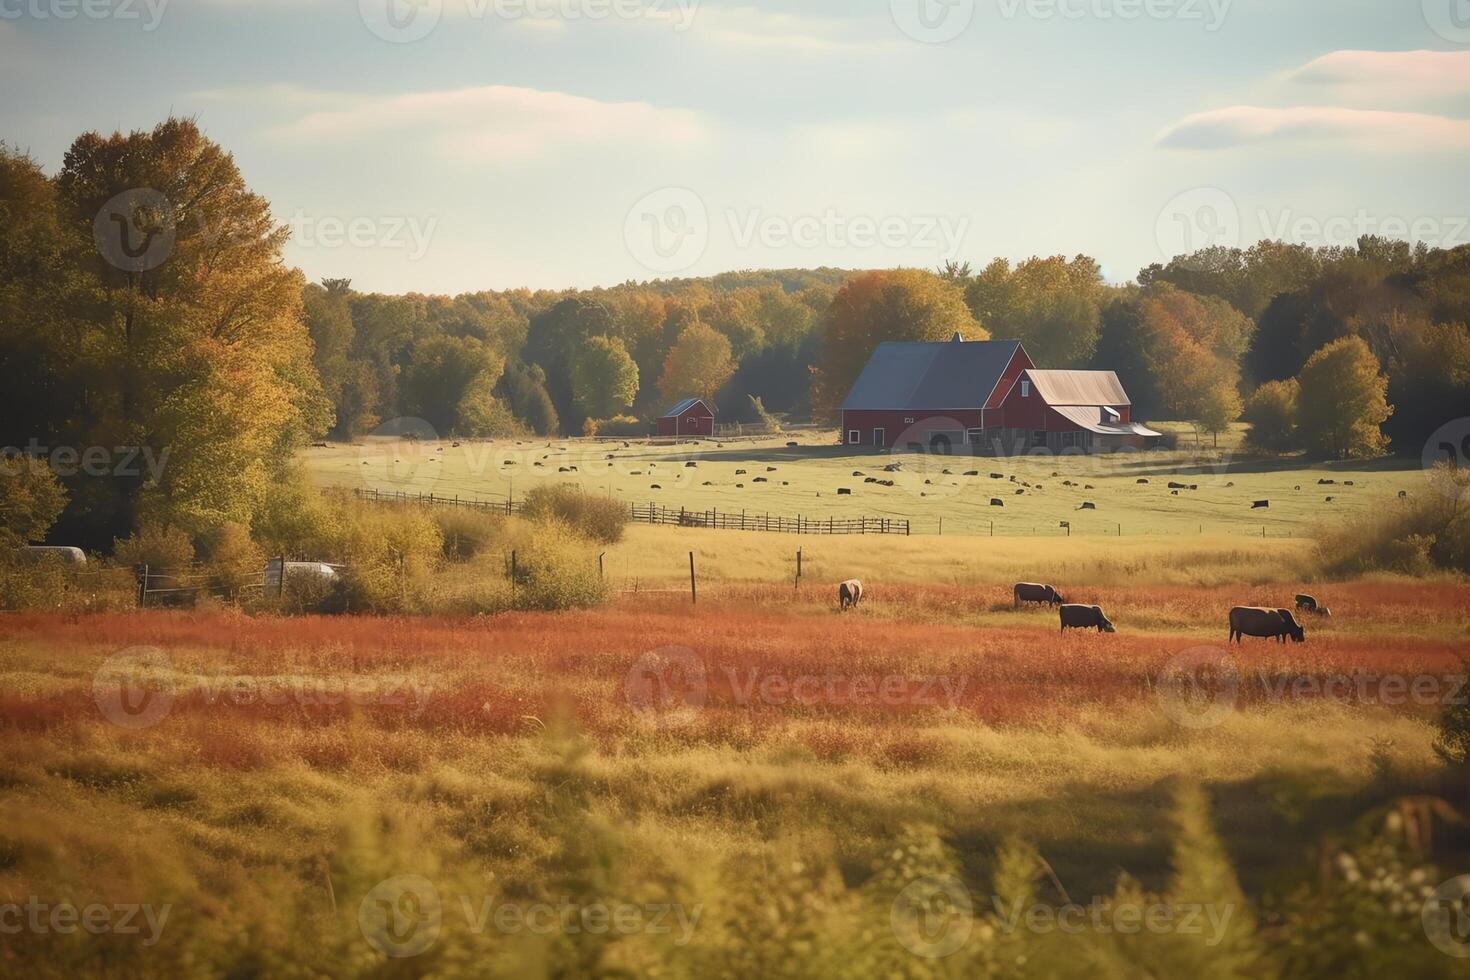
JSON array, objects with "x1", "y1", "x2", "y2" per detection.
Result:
[
  {"x1": 660, "y1": 397, "x2": 709, "y2": 418},
  {"x1": 839, "y1": 338, "x2": 1023, "y2": 411}
]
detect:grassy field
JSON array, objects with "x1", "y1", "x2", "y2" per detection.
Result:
[
  {"x1": 305, "y1": 426, "x2": 1428, "y2": 538},
  {"x1": 2, "y1": 578, "x2": 1468, "y2": 976}
]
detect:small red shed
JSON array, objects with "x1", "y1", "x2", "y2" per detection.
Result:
[{"x1": 657, "y1": 397, "x2": 715, "y2": 437}]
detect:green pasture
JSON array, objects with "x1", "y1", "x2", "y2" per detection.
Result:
[{"x1": 305, "y1": 426, "x2": 1426, "y2": 538}]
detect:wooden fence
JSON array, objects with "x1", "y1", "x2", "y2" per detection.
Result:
[
  {"x1": 628, "y1": 504, "x2": 909, "y2": 535},
  {"x1": 349, "y1": 488, "x2": 910, "y2": 536},
  {"x1": 353, "y1": 488, "x2": 521, "y2": 514}
]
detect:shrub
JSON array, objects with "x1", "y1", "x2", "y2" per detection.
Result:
[
  {"x1": 1314, "y1": 465, "x2": 1470, "y2": 576},
  {"x1": 432, "y1": 507, "x2": 506, "y2": 561},
  {"x1": 504, "y1": 517, "x2": 607, "y2": 611},
  {"x1": 199, "y1": 522, "x2": 265, "y2": 596},
  {"x1": 112, "y1": 523, "x2": 195, "y2": 572},
  {"x1": 520, "y1": 484, "x2": 628, "y2": 544},
  {"x1": 585, "y1": 415, "x2": 646, "y2": 438}
]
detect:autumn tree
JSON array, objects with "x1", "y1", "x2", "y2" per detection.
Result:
[
  {"x1": 1195, "y1": 381, "x2": 1242, "y2": 448},
  {"x1": 964, "y1": 255, "x2": 1102, "y2": 367},
  {"x1": 1296, "y1": 336, "x2": 1392, "y2": 458},
  {"x1": 0, "y1": 457, "x2": 68, "y2": 547},
  {"x1": 399, "y1": 334, "x2": 507, "y2": 435},
  {"x1": 572, "y1": 336, "x2": 639, "y2": 420},
  {"x1": 812, "y1": 269, "x2": 982, "y2": 419},
  {"x1": 1242, "y1": 379, "x2": 1300, "y2": 453},
  {"x1": 659, "y1": 322, "x2": 735, "y2": 403},
  {"x1": 37, "y1": 118, "x2": 329, "y2": 544}
]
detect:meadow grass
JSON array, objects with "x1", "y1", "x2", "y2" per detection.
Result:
[
  {"x1": 304, "y1": 426, "x2": 1428, "y2": 539},
  {"x1": 0, "y1": 584, "x2": 1466, "y2": 976}
]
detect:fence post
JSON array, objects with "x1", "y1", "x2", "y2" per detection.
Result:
[
  {"x1": 796, "y1": 547, "x2": 802, "y2": 587},
  {"x1": 138, "y1": 564, "x2": 148, "y2": 608},
  {"x1": 510, "y1": 550, "x2": 517, "y2": 595},
  {"x1": 938, "y1": 516, "x2": 942, "y2": 535},
  {"x1": 598, "y1": 552, "x2": 605, "y2": 581},
  {"x1": 689, "y1": 551, "x2": 697, "y2": 605}
]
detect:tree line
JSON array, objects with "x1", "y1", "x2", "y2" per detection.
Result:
[{"x1": 3, "y1": 118, "x2": 1469, "y2": 554}]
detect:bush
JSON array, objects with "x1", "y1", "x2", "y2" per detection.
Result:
[
  {"x1": 1314, "y1": 465, "x2": 1470, "y2": 576},
  {"x1": 584, "y1": 415, "x2": 646, "y2": 438},
  {"x1": 520, "y1": 484, "x2": 628, "y2": 544},
  {"x1": 113, "y1": 523, "x2": 195, "y2": 573},
  {"x1": 199, "y1": 522, "x2": 265, "y2": 596},
  {"x1": 432, "y1": 507, "x2": 506, "y2": 561},
  {"x1": 504, "y1": 517, "x2": 608, "y2": 611}
]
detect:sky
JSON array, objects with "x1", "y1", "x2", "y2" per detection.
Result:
[{"x1": 2, "y1": 0, "x2": 1468, "y2": 293}]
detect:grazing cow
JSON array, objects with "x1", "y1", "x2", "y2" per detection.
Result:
[
  {"x1": 1252, "y1": 500, "x2": 1269, "y2": 509},
  {"x1": 837, "y1": 488, "x2": 852, "y2": 495},
  {"x1": 1060, "y1": 604, "x2": 1115, "y2": 633},
  {"x1": 838, "y1": 579, "x2": 863, "y2": 611},
  {"x1": 1229, "y1": 607, "x2": 1305, "y2": 643},
  {"x1": 1294, "y1": 593, "x2": 1318, "y2": 612},
  {"x1": 1014, "y1": 582, "x2": 1064, "y2": 607},
  {"x1": 991, "y1": 498, "x2": 1004, "y2": 507},
  {"x1": 1079, "y1": 502, "x2": 1096, "y2": 510}
]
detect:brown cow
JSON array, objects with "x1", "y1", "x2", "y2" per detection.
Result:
[
  {"x1": 1294, "y1": 593, "x2": 1317, "y2": 612},
  {"x1": 1060, "y1": 604, "x2": 1115, "y2": 633},
  {"x1": 1014, "y1": 582, "x2": 1064, "y2": 607},
  {"x1": 1229, "y1": 607, "x2": 1304, "y2": 643},
  {"x1": 838, "y1": 579, "x2": 863, "y2": 611}
]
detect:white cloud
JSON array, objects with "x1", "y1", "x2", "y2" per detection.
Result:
[
  {"x1": 1157, "y1": 104, "x2": 1470, "y2": 151},
  {"x1": 266, "y1": 84, "x2": 706, "y2": 162},
  {"x1": 1287, "y1": 49, "x2": 1470, "y2": 103}
]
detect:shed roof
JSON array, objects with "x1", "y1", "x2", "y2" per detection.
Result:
[
  {"x1": 840, "y1": 338, "x2": 1023, "y2": 411},
  {"x1": 1051, "y1": 405, "x2": 1161, "y2": 436},
  {"x1": 660, "y1": 398, "x2": 711, "y2": 418},
  {"x1": 1024, "y1": 370, "x2": 1130, "y2": 406}
]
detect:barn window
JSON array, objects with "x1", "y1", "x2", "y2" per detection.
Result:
[
  {"x1": 903, "y1": 417, "x2": 915, "y2": 424},
  {"x1": 1020, "y1": 380, "x2": 1030, "y2": 397},
  {"x1": 847, "y1": 430, "x2": 859, "y2": 445}
]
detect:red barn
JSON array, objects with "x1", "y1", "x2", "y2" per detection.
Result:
[
  {"x1": 838, "y1": 334, "x2": 1032, "y2": 451},
  {"x1": 838, "y1": 335, "x2": 1159, "y2": 453},
  {"x1": 990, "y1": 369, "x2": 1161, "y2": 452},
  {"x1": 657, "y1": 397, "x2": 715, "y2": 437}
]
